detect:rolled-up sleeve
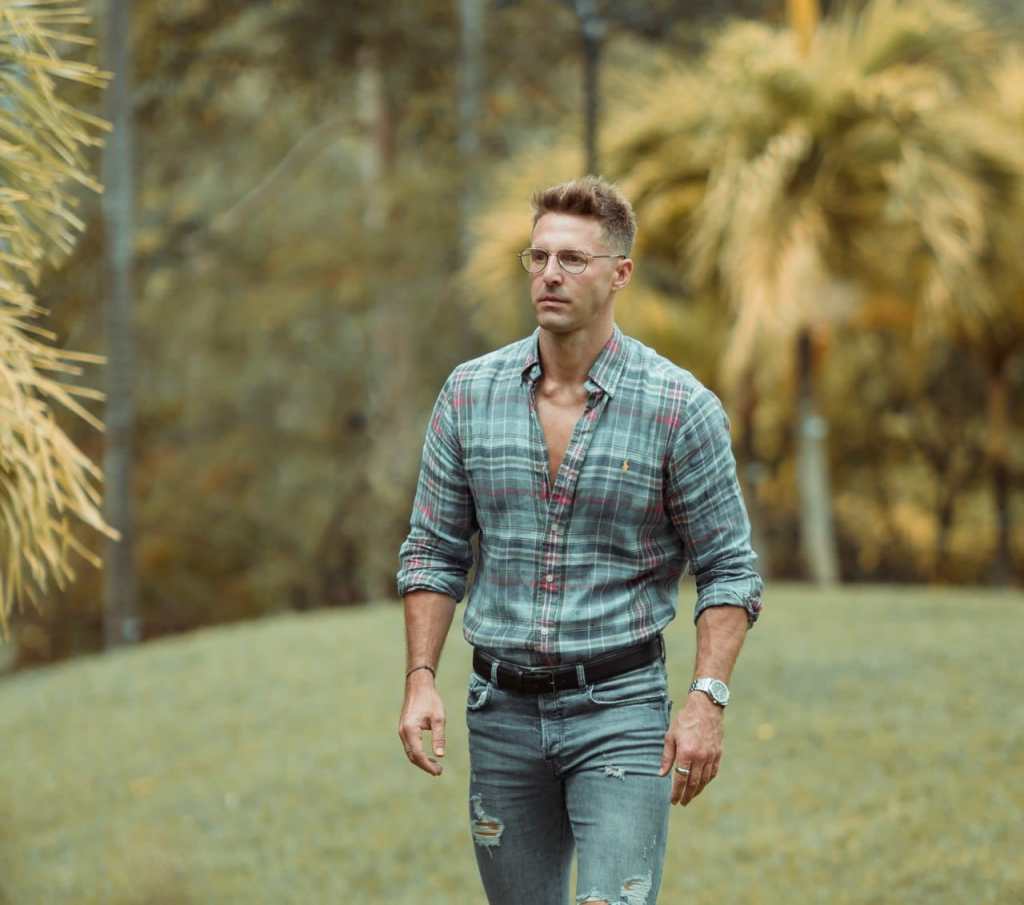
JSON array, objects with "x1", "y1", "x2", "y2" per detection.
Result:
[
  {"x1": 396, "y1": 371, "x2": 478, "y2": 601},
  {"x1": 664, "y1": 384, "x2": 764, "y2": 626}
]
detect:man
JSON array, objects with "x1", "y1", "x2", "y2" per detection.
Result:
[{"x1": 397, "y1": 176, "x2": 763, "y2": 905}]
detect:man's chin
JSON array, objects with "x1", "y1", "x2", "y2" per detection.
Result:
[
  {"x1": 536, "y1": 309, "x2": 569, "y2": 323},
  {"x1": 535, "y1": 311, "x2": 575, "y2": 333}
]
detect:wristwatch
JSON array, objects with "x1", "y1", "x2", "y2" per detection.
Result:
[{"x1": 689, "y1": 677, "x2": 730, "y2": 707}]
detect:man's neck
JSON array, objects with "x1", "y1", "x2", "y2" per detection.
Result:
[{"x1": 537, "y1": 322, "x2": 613, "y2": 390}]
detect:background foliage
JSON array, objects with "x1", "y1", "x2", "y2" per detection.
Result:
[
  {"x1": 1, "y1": 0, "x2": 1021, "y2": 666},
  {"x1": 0, "y1": 0, "x2": 115, "y2": 636}
]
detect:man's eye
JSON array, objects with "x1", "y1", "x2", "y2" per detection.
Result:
[
  {"x1": 560, "y1": 252, "x2": 586, "y2": 267},
  {"x1": 530, "y1": 250, "x2": 548, "y2": 264}
]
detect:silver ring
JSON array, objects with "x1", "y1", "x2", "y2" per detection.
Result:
[{"x1": 674, "y1": 766, "x2": 691, "y2": 775}]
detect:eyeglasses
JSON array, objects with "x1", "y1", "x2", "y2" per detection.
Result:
[{"x1": 518, "y1": 247, "x2": 625, "y2": 275}]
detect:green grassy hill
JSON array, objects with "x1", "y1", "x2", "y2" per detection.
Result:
[{"x1": 0, "y1": 584, "x2": 1021, "y2": 904}]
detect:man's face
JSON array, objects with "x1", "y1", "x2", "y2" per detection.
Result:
[{"x1": 528, "y1": 213, "x2": 632, "y2": 336}]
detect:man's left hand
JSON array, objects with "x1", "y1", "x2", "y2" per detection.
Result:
[{"x1": 658, "y1": 693, "x2": 724, "y2": 806}]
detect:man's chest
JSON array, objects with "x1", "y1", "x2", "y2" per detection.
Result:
[
  {"x1": 535, "y1": 393, "x2": 587, "y2": 489},
  {"x1": 461, "y1": 385, "x2": 675, "y2": 527}
]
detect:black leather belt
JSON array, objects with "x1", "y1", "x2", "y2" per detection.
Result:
[{"x1": 472, "y1": 634, "x2": 664, "y2": 695}]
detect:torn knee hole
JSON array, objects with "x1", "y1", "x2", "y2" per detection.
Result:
[
  {"x1": 470, "y1": 793, "x2": 505, "y2": 852},
  {"x1": 621, "y1": 872, "x2": 653, "y2": 905}
]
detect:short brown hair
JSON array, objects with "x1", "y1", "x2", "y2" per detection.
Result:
[{"x1": 531, "y1": 176, "x2": 637, "y2": 255}]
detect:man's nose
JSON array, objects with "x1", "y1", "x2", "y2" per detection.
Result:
[{"x1": 542, "y1": 255, "x2": 563, "y2": 282}]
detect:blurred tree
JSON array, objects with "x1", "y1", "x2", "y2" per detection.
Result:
[
  {"x1": 0, "y1": 1, "x2": 114, "y2": 634},
  {"x1": 10, "y1": 0, "x2": 1020, "y2": 667},
  {"x1": 605, "y1": 0, "x2": 1022, "y2": 584},
  {"x1": 16, "y1": 0, "x2": 587, "y2": 658}
]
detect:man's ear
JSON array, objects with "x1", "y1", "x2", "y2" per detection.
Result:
[{"x1": 612, "y1": 257, "x2": 634, "y2": 291}]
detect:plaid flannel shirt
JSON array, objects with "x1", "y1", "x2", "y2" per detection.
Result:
[{"x1": 397, "y1": 324, "x2": 763, "y2": 664}]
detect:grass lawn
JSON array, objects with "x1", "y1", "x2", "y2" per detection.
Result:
[{"x1": 0, "y1": 583, "x2": 1021, "y2": 904}]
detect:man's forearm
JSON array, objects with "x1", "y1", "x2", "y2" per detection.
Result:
[
  {"x1": 691, "y1": 604, "x2": 748, "y2": 683},
  {"x1": 404, "y1": 590, "x2": 457, "y2": 678}
]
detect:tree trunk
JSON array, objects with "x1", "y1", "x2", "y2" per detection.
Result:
[
  {"x1": 101, "y1": 0, "x2": 139, "y2": 647},
  {"x1": 357, "y1": 42, "x2": 406, "y2": 602},
  {"x1": 935, "y1": 490, "x2": 956, "y2": 579},
  {"x1": 355, "y1": 44, "x2": 393, "y2": 230},
  {"x1": 457, "y1": 0, "x2": 484, "y2": 268},
  {"x1": 787, "y1": 0, "x2": 820, "y2": 55},
  {"x1": 575, "y1": 0, "x2": 605, "y2": 176},
  {"x1": 795, "y1": 329, "x2": 840, "y2": 585},
  {"x1": 453, "y1": 0, "x2": 485, "y2": 363},
  {"x1": 737, "y1": 370, "x2": 772, "y2": 579},
  {"x1": 987, "y1": 359, "x2": 1014, "y2": 584}
]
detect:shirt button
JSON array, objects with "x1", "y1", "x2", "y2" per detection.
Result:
[
  {"x1": 540, "y1": 627, "x2": 550, "y2": 636},
  {"x1": 545, "y1": 573, "x2": 554, "y2": 583}
]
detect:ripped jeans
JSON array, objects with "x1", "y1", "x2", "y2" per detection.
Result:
[{"x1": 466, "y1": 657, "x2": 673, "y2": 905}]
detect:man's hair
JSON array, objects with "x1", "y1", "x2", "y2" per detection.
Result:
[{"x1": 531, "y1": 176, "x2": 637, "y2": 255}]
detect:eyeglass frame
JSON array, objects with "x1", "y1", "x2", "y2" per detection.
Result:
[{"x1": 518, "y1": 247, "x2": 627, "y2": 275}]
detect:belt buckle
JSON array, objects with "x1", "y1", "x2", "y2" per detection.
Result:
[{"x1": 526, "y1": 669, "x2": 557, "y2": 694}]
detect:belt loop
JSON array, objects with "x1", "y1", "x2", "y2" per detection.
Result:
[
  {"x1": 489, "y1": 658, "x2": 499, "y2": 684},
  {"x1": 575, "y1": 663, "x2": 587, "y2": 688}
]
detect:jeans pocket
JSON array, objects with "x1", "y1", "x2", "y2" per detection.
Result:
[
  {"x1": 466, "y1": 672, "x2": 492, "y2": 712},
  {"x1": 586, "y1": 661, "x2": 668, "y2": 707}
]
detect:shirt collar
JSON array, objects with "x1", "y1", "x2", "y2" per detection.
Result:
[{"x1": 520, "y1": 324, "x2": 628, "y2": 398}]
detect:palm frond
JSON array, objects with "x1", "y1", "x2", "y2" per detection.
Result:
[{"x1": 0, "y1": 0, "x2": 113, "y2": 631}]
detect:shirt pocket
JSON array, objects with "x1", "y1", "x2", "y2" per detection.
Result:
[{"x1": 572, "y1": 453, "x2": 664, "y2": 540}]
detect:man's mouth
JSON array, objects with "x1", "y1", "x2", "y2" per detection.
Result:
[{"x1": 538, "y1": 295, "x2": 568, "y2": 304}]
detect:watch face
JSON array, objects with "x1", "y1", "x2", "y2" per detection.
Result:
[{"x1": 709, "y1": 680, "x2": 729, "y2": 703}]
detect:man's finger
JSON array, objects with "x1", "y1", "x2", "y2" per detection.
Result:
[
  {"x1": 671, "y1": 761, "x2": 692, "y2": 805},
  {"x1": 431, "y1": 713, "x2": 447, "y2": 758},
  {"x1": 682, "y1": 761, "x2": 709, "y2": 806},
  {"x1": 658, "y1": 735, "x2": 676, "y2": 777},
  {"x1": 400, "y1": 724, "x2": 442, "y2": 776}
]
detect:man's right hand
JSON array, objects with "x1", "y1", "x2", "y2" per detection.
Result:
[{"x1": 398, "y1": 671, "x2": 447, "y2": 776}]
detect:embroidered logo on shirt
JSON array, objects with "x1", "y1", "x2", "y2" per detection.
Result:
[{"x1": 621, "y1": 460, "x2": 630, "y2": 472}]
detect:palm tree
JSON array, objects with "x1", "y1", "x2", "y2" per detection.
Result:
[
  {"x1": 0, "y1": 1, "x2": 115, "y2": 632},
  {"x1": 607, "y1": 0, "x2": 1023, "y2": 583}
]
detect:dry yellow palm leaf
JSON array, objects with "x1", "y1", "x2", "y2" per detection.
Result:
[{"x1": 0, "y1": 0, "x2": 114, "y2": 632}]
